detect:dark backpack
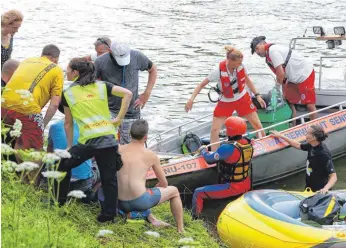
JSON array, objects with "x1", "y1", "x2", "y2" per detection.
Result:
[
  {"x1": 299, "y1": 193, "x2": 346, "y2": 225},
  {"x1": 181, "y1": 133, "x2": 202, "y2": 155}
]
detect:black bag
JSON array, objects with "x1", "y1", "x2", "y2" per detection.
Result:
[
  {"x1": 299, "y1": 193, "x2": 346, "y2": 225},
  {"x1": 181, "y1": 133, "x2": 202, "y2": 155}
]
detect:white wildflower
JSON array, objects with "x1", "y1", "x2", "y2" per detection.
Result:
[
  {"x1": 96, "y1": 229, "x2": 114, "y2": 237},
  {"x1": 67, "y1": 190, "x2": 86, "y2": 199},
  {"x1": 1, "y1": 143, "x2": 16, "y2": 155},
  {"x1": 1, "y1": 98, "x2": 5, "y2": 103},
  {"x1": 2, "y1": 161, "x2": 18, "y2": 172},
  {"x1": 29, "y1": 151, "x2": 43, "y2": 160},
  {"x1": 15, "y1": 89, "x2": 32, "y2": 99},
  {"x1": 42, "y1": 153, "x2": 61, "y2": 164},
  {"x1": 54, "y1": 149, "x2": 71, "y2": 159},
  {"x1": 23, "y1": 101, "x2": 28, "y2": 105},
  {"x1": 13, "y1": 119, "x2": 23, "y2": 132},
  {"x1": 179, "y1": 238, "x2": 194, "y2": 244},
  {"x1": 42, "y1": 171, "x2": 66, "y2": 179},
  {"x1": 15, "y1": 162, "x2": 39, "y2": 172},
  {"x1": 144, "y1": 231, "x2": 160, "y2": 238},
  {"x1": 181, "y1": 246, "x2": 192, "y2": 248},
  {"x1": 9, "y1": 129, "x2": 21, "y2": 138}
]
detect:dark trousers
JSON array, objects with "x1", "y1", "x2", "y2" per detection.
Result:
[{"x1": 56, "y1": 145, "x2": 119, "y2": 217}]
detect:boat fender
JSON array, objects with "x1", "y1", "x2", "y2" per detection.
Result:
[
  {"x1": 299, "y1": 193, "x2": 346, "y2": 225},
  {"x1": 181, "y1": 132, "x2": 202, "y2": 155}
]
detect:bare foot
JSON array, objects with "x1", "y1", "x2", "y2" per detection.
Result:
[{"x1": 147, "y1": 214, "x2": 171, "y2": 227}]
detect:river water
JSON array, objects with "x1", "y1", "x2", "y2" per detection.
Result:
[
  {"x1": 2, "y1": 0, "x2": 346, "y2": 135},
  {"x1": 2, "y1": 0, "x2": 346, "y2": 228}
]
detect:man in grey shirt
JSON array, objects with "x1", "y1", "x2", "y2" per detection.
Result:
[{"x1": 94, "y1": 42, "x2": 157, "y2": 144}]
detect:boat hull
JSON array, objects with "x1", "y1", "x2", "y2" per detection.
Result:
[
  {"x1": 147, "y1": 110, "x2": 346, "y2": 191},
  {"x1": 217, "y1": 190, "x2": 346, "y2": 248}
]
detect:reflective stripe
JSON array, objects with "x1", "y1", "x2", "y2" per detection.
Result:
[
  {"x1": 83, "y1": 125, "x2": 115, "y2": 137},
  {"x1": 65, "y1": 89, "x2": 76, "y2": 105},
  {"x1": 81, "y1": 115, "x2": 109, "y2": 125},
  {"x1": 97, "y1": 82, "x2": 105, "y2": 100}
]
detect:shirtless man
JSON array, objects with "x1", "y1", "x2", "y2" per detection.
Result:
[{"x1": 117, "y1": 119, "x2": 184, "y2": 233}]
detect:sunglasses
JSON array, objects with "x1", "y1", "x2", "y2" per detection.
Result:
[{"x1": 97, "y1": 38, "x2": 110, "y2": 48}]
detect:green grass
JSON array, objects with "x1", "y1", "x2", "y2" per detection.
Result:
[{"x1": 1, "y1": 180, "x2": 222, "y2": 248}]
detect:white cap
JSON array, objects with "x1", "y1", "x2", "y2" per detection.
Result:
[{"x1": 110, "y1": 42, "x2": 130, "y2": 66}]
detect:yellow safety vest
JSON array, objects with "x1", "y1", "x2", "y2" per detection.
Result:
[
  {"x1": 218, "y1": 139, "x2": 254, "y2": 182},
  {"x1": 64, "y1": 82, "x2": 116, "y2": 144}
]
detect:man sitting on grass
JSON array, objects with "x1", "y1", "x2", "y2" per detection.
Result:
[{"x1": 117, "y1": 119, "x2": 184, "y2": 233}]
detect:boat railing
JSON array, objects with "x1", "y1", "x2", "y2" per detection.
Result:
[
  {"x1": 205, "y1": 100, "x2": 346, "y2": 148},
  {"x1": 288, "y1": 35, "x2": 346, "y2": 90},
  {"x1": 317, "y1": 55, "x2": 346, "y2": 90},
  {"x1": 247, "y1": 100, "x2": 345, "y2": 138},
  {"x1": 147, "y1": 112, "x2": 214, "y2": 147}
]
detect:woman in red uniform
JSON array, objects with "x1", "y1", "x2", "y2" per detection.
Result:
[{"x1": 185, "y1": 46, "x2": 266, "y2": 150}]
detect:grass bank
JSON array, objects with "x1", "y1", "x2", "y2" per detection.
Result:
[{"x1": 1, "y1": 180, "x2": 222, "y2": 248}]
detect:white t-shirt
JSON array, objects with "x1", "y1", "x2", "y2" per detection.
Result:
[
  {"x1": 268, "y1": 45, "x2": 313, "y2": 84},
  {"x1": 207, "y1": 64, "x2": 248, "y2": 102}
]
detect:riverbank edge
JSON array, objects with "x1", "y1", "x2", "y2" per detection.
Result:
[{"x1": 1, "y1": 180, "x2": 223, "y2": 247}]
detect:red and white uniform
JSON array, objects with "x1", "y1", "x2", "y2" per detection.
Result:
[
  {"x1": 207, "y1": 60, "x2": 256, "y2": 117},
  {"x1": 265, "y1": 44, "x2": 316, "y2": 104}
]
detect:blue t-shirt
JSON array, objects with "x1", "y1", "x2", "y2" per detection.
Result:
[{"x1": 48, "y1": 120, "x2": 92, "y2": 180}]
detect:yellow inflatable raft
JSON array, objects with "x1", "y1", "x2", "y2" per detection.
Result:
[{"x1": 217, "y1": 190, "x2": 346, "y2": 248}]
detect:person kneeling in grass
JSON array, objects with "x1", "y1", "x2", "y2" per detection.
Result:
[{"x1": 117, "y1": 119, "x2": 184, "y2": 233}]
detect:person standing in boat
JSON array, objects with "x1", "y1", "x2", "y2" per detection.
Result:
[
  {"x1": 192, "y1": 116, "x2": 253, "y2": 217},
  {"x1": 1, "y1": 9, "x2": 23, "y2": 68},
  {"x1": 185, "y1": 46, "x2": 266, "y2": 151},
  {"x1": 251, "y1": 36, "x2": 317, "y2": 125},
  {"x1": 94, "y1": 42, "x2": 158, "y2": 144},
  {"x1": 56, "y1": 58, "x2": 132, "y2": 222},
  {"x1": 271, "y1": 126, "x2": 337, "y2": 193}
]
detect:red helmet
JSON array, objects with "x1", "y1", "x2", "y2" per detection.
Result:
[{"x1": 225, "y1": 116, "x2": 247, "y2": 137}]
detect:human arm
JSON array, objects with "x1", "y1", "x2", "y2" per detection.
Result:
[
  {"x1": 185, "y1": 78, "x2": 210, "y2": 112},
  {"x1": 63, "y1": 106, "x2": 74, "y2": 150},
  {"x1": 245, "y1": 74, "x2": 266, "y2": 108},
  {"x1": 320, "y1": 159, "x2": 337, "y2": 194},
  {"x1": 152, "y1": 153, "x2": 168, "y2": 188},
  {"x1": 44, "y1": 68, "x2": 64, "y2": 127},
  {"x1": 320, "y1": 173, "x2": 337, "y2": 194},
  {"x1": 43, "y1": 95, "x2": 61, "y2": 127},
  {"x1": 274, "y1": 65, "x2": 285, "y2": 84},
  {"x1": 110, "y1": 85, "x2": 133, "y2": 127},
  {"x1": 134, "y1": 63, "x2": 157, "y2": 109},
  {"x1": 200, "y1": 144, "x2": 235, "y2": 164},
  {"x1": 270, "y1": 130, "x2": 302, "y2": 149}
]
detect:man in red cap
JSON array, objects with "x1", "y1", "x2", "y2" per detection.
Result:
[
  {"x1": 191, "y1": 116, "x2": 253, "y2": 217},
  {"x1": 251, "y1": 36, "x2": 317, "y2": 124}
]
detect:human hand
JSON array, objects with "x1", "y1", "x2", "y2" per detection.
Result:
[
  {"x1": 111, "y1": 117, "x2": 122, "y2": 128},
  {"x1": 270, "y1": 130, "x2": 282, "y2": 138},
  {"x1": 319, "y1": 187, "x2": 329, "y2": 194},
  {"x1": 198, "y1": 145, "x2": 207, "y2": 154},
  {"x1": 256, "y1": 95, "x2": 267, "y2": 109},
  {"x1": 134, "y1": 92, "x2": 150, "y2": 109},
  {"x1": 185, "y1": 99, "x2": 193, "y2": 112}
]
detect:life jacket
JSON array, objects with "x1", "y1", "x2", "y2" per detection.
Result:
[
  {"x1": 64, "y1": 81, "x2": 117, "y2": 145},
  {"x1": 219, "y1": 60, "x2": 246, "y2": 98},
  {"x1": 265, "y1": 43, "x2": 292, "y2": 74},
  {"x1": 217, "y1": 137, "x2": 253, "y2": 182}
]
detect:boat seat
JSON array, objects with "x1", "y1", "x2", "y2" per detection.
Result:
[{"x1": 272, "y1": 200, "x2": 301, "y2": 219}]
